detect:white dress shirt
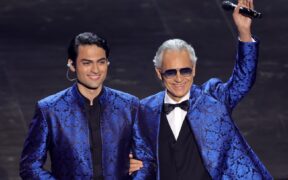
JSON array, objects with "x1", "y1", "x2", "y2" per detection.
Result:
[{"x1": 164, "y1": 91, "x2": 190, "y2": 140}]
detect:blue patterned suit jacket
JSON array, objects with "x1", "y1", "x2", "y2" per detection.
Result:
[
  {"x1": 135, "y1": 41, "x2": 273, "y2": 179},
  {"x1": 20, "y1": 85, "x2": 139, "y2": 179}
]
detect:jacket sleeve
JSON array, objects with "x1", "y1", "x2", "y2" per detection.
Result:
[
  {"x1": 19, "y1": 103, "x2": 56, "y2": 180},
  {"x1": 131, "y1": 100, "x2": 157, "y2": 179},
  {"x1": 203, "y1": 40, "x2": 259, "y2": 109}
]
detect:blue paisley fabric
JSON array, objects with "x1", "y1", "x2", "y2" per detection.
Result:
[
  {"x1": 20, "y1": 84, "x2": 140, "y2": 180},
  {"x1": 135, "y1": 40, "x2": 273, "y2": 180}
]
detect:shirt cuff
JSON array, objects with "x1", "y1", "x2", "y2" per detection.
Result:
[{"x1": 238, "y1": 37, "x2": 256, "y2": 42}]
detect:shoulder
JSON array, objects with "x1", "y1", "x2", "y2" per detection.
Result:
[
  {"x1": 103, "y1": 87, "x2": 139, "y2": 104},
  {"x1": 201, "y1": 78, "x2": 224, "y2": 93},
  {"x1": 140, "y1": 91, "x2": 164, "y2": 108},
  {"x1": 190, "y1": 78, "x2": 225, "y2": 101},
  {"x1": 37, "y1": 86, "x2": 73, "y2": 110}
]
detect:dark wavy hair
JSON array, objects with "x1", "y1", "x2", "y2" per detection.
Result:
[{"x1": 67, "y1": 32, "x2": 110, "y2": 65}]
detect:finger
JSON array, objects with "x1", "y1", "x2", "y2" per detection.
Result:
[
  {"x1": 244, "y1": 0, "x2": 249, "y2": 8},
  {"x1": 129, "y1": 166, "x2": 142, "y2": 174},
  {"x1": 130, "y1": 159, "x2": 143, "y2": 164},
  {"x1": 246, "y1": 0, "x2": 251, "y2": 9},
  {"x1": 239, "y1": 0, "x2": 248, "y2": 8},
  {"x1": 246, "y1": 0, "x2": 252, "y2": 9},
  {"x1": 130, "y1": 162, "x2": 143, "y2": 169},
  {"x1": 238, "y1": 0, "x2": 244, "y2": 6},
  {"x1": 130, "y1": 160, "x2": 143, "y2": 165},
  {"x1": 236, "y1": 0, "x2": 245, "y2": 10},
  {"x1": 130, "y1": 164, "x2": 138, "y2": 169},
  {"x1": 130, "y1": 163, "x2": 143, "y2": 169},
  {"x1": 234, "y1": 1, "x2": 240, "y2": 14},
  {"x1": 249, "y1": 0, "x2": 254, "y2": 10},
  {"x1": 129, "y1": 168, "x2": 134, "y2": 175},
  {"x1": 130, "y1": 162, "x2": 143, "y2": 166},
  {"x1": 130, "y1": 166, "x2": 142, "y2": 172}
]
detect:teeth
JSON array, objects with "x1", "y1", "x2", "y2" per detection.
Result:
[
  {"x1": 174, "y1": 83, "x2": 184, "y2": 86},
  {"x1": 88, "y1": 75, "x2": 100, "y2": 79}
]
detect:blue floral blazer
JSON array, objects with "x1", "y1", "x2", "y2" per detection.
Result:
[
  {"x1": 20, "y1": 85, "x2": 139, "y2": 179},
  {"x1": 134, "y1": 40, "x2": 273, "y2": 179}
]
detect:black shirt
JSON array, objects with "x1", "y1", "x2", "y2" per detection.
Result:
[{"x1": 80, "y1": 88, "x2": 104, "y2": 180}]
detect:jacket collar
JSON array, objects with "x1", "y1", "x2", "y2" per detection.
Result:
[{"x1": 71, "y1": 83, "x2": 108, "y2": 108}]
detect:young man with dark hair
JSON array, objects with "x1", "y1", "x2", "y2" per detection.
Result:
[{"x1": 20, "y1": 32, "x2": 146, "y2": 179}]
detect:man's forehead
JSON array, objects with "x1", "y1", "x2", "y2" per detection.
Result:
[
  {"x1": 77, "y1": 45, "x2": 106, "y2": 55},
  {"x1": 162, "y1": 49, "x2": 192, "y2": 65},
  {"x1": 78, "y1": 44, "x2": 102, "y2": 50},
  {"x1": 76, "y1": 45, "x2": 107, "y2": 61},
  {"x1": 163, "y1": 48, "x2": 189, "y2": 54}
]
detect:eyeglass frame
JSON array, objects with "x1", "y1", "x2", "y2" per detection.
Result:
[{"x1": 159, "y1": 67, "x2": 194, "y2": 79}]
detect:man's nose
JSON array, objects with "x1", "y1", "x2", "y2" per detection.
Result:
[
  {"x1": 175, "y1": 71, "x2": 183, "y2": 82},
  {"x1": 91, "y1": 63, "x2": 99, "y2": 73}
]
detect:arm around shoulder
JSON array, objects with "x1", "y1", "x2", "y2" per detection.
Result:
[{"x1": 131, "y1": 103, "x2": 157, "y2": 179}]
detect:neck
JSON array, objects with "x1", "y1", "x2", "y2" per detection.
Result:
[
  {"x1": 77, "y1": 83, "x2": 102, "y2": 105},
  {"x1": 168, "y1": 94, "x2": 181, "y2": 102}
]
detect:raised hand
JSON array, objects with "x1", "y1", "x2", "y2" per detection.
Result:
[{"x1": 233, "y1": 0, "x2": 254, "y2": 42}]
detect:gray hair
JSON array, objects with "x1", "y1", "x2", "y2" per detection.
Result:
[{"x1": 153, "y1": 39, "x2": 197, "y2": 68}]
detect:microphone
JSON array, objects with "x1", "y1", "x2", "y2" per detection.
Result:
[{"x1": 222, "y1": 1, "x2": 262, "y2": 19}]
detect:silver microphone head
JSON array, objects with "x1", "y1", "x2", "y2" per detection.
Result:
[{"x1": 222, "y1": 1, "x2": 236, "y2": 11}]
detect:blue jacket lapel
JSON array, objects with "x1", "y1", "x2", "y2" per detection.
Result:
[{"x1": 185, "y1": 86, "x2": 216, "y2": 177}]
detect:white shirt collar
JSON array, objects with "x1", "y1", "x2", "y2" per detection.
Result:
[{"x1": 164, "y1": 91, "x2": 190, "y2": 104}]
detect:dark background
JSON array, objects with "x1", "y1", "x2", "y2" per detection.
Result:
[{"x1": 0, "y1": 0, "x2": 287, "y2": 179}]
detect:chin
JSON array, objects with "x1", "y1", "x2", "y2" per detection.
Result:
[
  {"x1": 168, "y1": 92, "x2": 184, "y2": 99},
  {"x1": 173, "y1": 90, "x2": 188, "y2": 96},
  {"x1": 89, "y1": 84, "x2": 101, "y2": 89},
  {"x1": 175, "y1": 94, "x2": 186, "y2": 99}
]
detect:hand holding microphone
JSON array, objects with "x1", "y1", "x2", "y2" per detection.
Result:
[{"x1": 223, "y1": 0, "x2": 259, "y2": 42}]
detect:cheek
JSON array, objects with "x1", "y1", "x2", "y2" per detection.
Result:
[
  {"x1": 75, "y1": 68, "x2": 84, "y2": 76},
  {"x1": 101, "y1": 67, "x2": 108, "y2": 74},
  {"x1": 76, "y1": 65, "x2": 87, "y2": 73},
  {"x1": 185, "y1": 79, "x2": 192, "y2": 86},
  {"x1": 164, "y1": 80, "x2": 174, "y2": 89},
  {"x1": 185, "y1": 79, "x2": 194, "y2": 89}
]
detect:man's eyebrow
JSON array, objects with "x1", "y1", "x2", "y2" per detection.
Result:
[
  {"x1": 97, "y1": 57, "x2": 108, "y2": 62},
  {"x1": 80, "y1": 59, "x2": 93, "y2": 62},
  {"x1": 79, "y1": 57, "x2": 107, "y2": 62}
]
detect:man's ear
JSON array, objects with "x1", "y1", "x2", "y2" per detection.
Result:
[
  {"x1": 155, "y1": 68, "x2": 162, "y2": 80},
  {"x1": 192, "y1": 64, "x2": 196, "y2": 77},
  {"x1": 67, "y1": 59, "x2": 76, "y2": 72}
]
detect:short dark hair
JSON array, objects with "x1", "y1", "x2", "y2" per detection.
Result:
[{"x1": 67, "y1": 32, "x2": 110, "y2": 64}]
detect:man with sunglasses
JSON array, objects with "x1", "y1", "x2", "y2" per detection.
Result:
[{"x1": 131, "y1": 0, "x2": 272, "y2": 179}]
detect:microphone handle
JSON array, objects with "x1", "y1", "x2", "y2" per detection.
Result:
[
  {"x1": 239, "y1": 7, "x2": 262, "y2": 18},
  {"x1": 222, "y1": 1, "x2": 262, "y2": 19}
]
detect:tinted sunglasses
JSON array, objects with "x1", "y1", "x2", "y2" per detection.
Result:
[{"x1": 161, "y1": 67, "x2": 193, "y2": 78}]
